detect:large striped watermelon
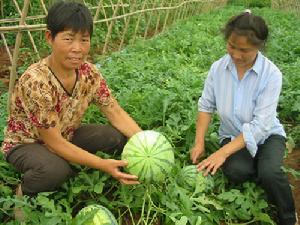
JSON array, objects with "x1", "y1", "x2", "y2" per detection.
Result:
[
  {"x1": 178, "y1": 165, "x2": 214, "y2": 192},
  {"x1": 121, "y1": 130, "x2": 174, "y2": 183},
  {"x1": 75, "y1": 204, "x2": 118, "y2": 225}
]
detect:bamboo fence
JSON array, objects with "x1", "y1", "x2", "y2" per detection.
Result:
[{"x1": 271, "y1": 0, "x2": 300, "y2": 16}]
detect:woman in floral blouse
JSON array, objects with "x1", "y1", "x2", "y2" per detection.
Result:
[{"x1": 1, "y1": 1, "x2": 141, "y2": 198}]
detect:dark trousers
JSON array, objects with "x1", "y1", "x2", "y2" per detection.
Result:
[
  {"x1": 7, "y1": 124, "x2": 127, "y2": 196},
  {"x1": 222, "y1": 135, "x2": 296, "y2": 225}
]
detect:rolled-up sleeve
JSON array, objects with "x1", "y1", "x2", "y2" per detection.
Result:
[
  {"x1": 242, "y1": 70, "x2": 282, "y2": 157},
  {"x1": 198, "y1": 66, "x2": 216, "y2": 113}
]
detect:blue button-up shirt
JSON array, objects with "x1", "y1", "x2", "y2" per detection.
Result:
[{"x1": 198, "y1": 52, "x2": 286, "y2": 157}]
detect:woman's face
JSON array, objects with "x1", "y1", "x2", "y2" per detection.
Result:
[
  {"x1": 226, "y1": 32, "x2": 259, "y2": 69},
  {"x1": 46, "y1": 29, "x2": 91, "y2": 71}
]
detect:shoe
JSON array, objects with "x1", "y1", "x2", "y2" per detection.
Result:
[{"x1": 14, "y1": 184, "x2": 25, "y2": 221}]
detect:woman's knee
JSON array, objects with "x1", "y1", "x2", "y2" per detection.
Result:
[
  {"x1": 43, "y1": 160, "x2": 73, "y2": 185},
  {"x1": 22, "y1": 159, "x2": 73, "y2": 195},
  {"x1": 88, "y1": 125, "x2": 127, "y2": 154},
  {"x1": 257, "y1": 165, "x2": 283, "y2": 185},
  {"x1": 104, "y1": 126, "x2": 127, "y2": 149},
  {"x1": 222, "y1": 161, "x2": 254, "y2": 183},
  {"x1": 72, "y1": 124, "x2": 127, "y2": 154}
]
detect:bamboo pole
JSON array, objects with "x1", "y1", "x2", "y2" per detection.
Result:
[
  {"x1": 162, "y1": 0, "x2": 173, "y2": 33},
  {"x1": 168, "y1": 0, "x2": 177, "y2": 27},
  {"x1": 102, "y1": 0, "x2": 122, "y2": 54},
  {"x1": 1, "y1": 33, "x2": 13, "y2": 64},
  {"x1": 176, "y1": 0, "x2": 183, "y2": 20},
  {"x1": 101, "y1": 1, "x2": 110, "y2": 34},
  {"x1": 118, "y1": 0, "x2": 137, "y2": 51},
  {"x1": 13, "y1": 0, "x2": 40, "y2": 59},
  {"x1": 186, "y1": 0, "x2": 194, "y2": 18},
  {"x1": 0, "y1": 24, "x2": 47, "y2": 32},
  {"x1": 94, "y1": 0, "x2": 109, "y2": 28},
  {"x1": 120, "y1": 0, "x2": 127, "y2": 24},
  {"x1": 191, "y1": 1, "x2": 198, "y2": 16},
  {"x1": 132, "y1": 0, "x2": 147, "y2": 42},
  {"x1": 0, "y1": 15, "x2": 45, "y2": 24},
  {"x1": 39, "y1": 0, "x2": 48, "y2": 14},
  {"x1": 182, "y1": 0, "x2": 189, "y2": 19},
  {"x1": 93, "y1": 0, "x2": 102, "y2": 21},
  {"x1": 186, "y1": 0, "x2": 192, "y2": 17},
  {"x1": 154, "y1": 0, "x2": 166, "y2": 35},
  {"x1": 108, "y1": 0, "x2": 122, "y2": 42},
  {"x1": 181, "y1": 0, "x2": 188, "y2": 19},
  {"x1": 143, "y1": 0, "x2": 156, "y2": 39},
  {"x1": 0, "y1": 0, "x2": 3, "y2": 18},
  {"x1": 8, "y1": 0, "x2": 30, "y2": 112},
  {"x1": 173, "y1": 0, "x2": 181, "y2": 22}
]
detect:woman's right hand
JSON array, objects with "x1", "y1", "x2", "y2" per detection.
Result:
[
  {"x1": 101, "y1": 159, "x2": 140, "y2": 185},
  {"x1": 190, "y1": 144, "x2": 205, "y2": 164}
]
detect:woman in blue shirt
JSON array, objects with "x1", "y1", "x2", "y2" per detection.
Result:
[{"x1": 190, "y1": 10, "x2": 297, "y2": 225}]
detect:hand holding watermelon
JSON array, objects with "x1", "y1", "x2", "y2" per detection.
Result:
[
  {"x1": 197, "y1": 148, "x2": 227, "y2": 176},
  {"x1": 100, "y1": 158, "x2": 140, "y2": 185},
  {"x1": 190, "y1": 143, "x2": 205, "y2": 164}
]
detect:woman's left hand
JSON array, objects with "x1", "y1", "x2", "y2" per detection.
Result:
[{"x1": 197, "y1": 149, "x2": 227, "y2": 176}]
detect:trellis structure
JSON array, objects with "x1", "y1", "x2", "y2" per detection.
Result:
[
  {"x1": 0, "y1": 0, "x2": 228, "y2": 110},
  {"x1": 271, "y1": 0, "x2": 300, "y2": 16}
]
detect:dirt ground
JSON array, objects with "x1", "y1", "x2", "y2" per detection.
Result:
[
  {"x1": 0, "y1": 47, "x2": 299, "y2": 222},
  {"x1": 0, "y1": 47, "x2": 10, "y2": 87},
  {"x1": 284, "y1": 148, "x2": 300, "y2": 222}
]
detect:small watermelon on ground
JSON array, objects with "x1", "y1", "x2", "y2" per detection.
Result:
[
  {"x1": 121, "y1": 130, "x2": 175, "y2": 183},
  {"x1": 75, "y1": 204, "x2": 118, "y2": 225},
  {"x1": 178, "y1": 165, "x2": 214, "y2": 192}
]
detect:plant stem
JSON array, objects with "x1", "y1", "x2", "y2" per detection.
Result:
[{"x1": 136, "y1": 188, "x2": 147, "y2": 225}]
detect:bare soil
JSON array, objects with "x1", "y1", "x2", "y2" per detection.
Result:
[
  {"x1": 284, "y1": 148, "x2": 300, "y2": 222},
  {"x1": 0, "y1": 47, "x2": 10, "y2": 87}
]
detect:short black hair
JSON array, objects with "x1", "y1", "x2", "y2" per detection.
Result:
[
  {"x1": 222, "y1": 11, "x2": 268, "y2": 48},
  {"x1": 46, "y1": 1, "x2": 93, "y2": 39}
]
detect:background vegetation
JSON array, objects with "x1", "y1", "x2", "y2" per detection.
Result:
[{"x1": 0, "y1": 1, "x2": 299, "y2": 224}]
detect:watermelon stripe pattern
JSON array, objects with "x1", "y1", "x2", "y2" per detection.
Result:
[
  {"x1": 121, "y1": 130, "x2": 175, "y2": 183},
  {"x1": 99, "y1": 205, "x2": 118, "y2": 224},
  {"x1": 178, "y1": 165, "x2": 214, "y2": 192}
]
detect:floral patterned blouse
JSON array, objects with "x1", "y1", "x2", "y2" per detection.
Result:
[{"x1": 1, "y1": 58, "x2": 113, "y2": 158}]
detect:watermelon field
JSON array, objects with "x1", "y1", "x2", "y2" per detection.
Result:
[{"x1": 0, "y1": 3, "x2": 300, "y2": 225}]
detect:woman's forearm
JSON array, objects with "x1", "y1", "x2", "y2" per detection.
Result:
[
  {"x1": 220, "y1": 133, "x2": 246, "y2": 157},
  {"x1": 101, "y1": 101, "x2": 142, "y2": 138},
  {"x1": 194, "y1": 111, "x2": 212, "y2": 146},
  {"x1": 38, "y1": 127, "x2": 107, "y2": 170}
]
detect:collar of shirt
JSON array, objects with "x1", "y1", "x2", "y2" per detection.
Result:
[{"x1": 224, "y1": 52, "x2": 263, "y2": 79}]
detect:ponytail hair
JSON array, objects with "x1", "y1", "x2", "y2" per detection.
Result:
[{"x1": 221, "y1": 9, "x2": 268, "y2": 48}]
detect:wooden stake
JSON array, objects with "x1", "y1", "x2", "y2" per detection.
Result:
[{"x1": 8, "y1": 0, "x2": 30, "y2": 112}]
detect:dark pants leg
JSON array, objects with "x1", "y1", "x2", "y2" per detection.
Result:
[
  {"x1": 7, "y1": 143, "x2": 74, "y2": 196},
  {"x1": 222, "y1": 135, "x2": 296, "y2": 225},
  {"x1": 7, "y1": 124, "x2": 127, "y2": 196},
  {"x1": 71, "y1": 124, "x2": 127, "y2": 155}
]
